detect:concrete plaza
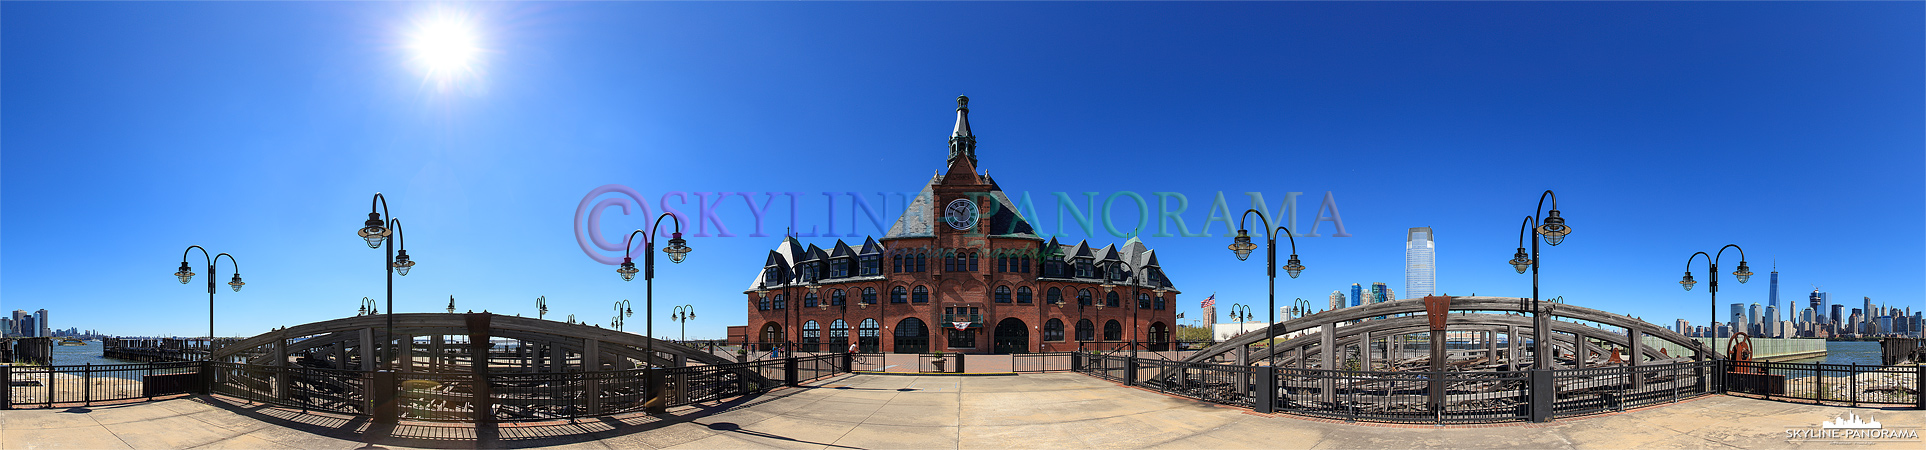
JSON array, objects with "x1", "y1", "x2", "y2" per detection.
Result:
[{"x1": 1, "y1": 372, "x2": 1919, "y2": 449}]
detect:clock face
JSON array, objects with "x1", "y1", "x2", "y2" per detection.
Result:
[{"x1": 944, "y1": 198, "x2": 979, "y2": 231}]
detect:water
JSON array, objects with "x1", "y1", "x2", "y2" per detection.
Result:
[
  {"x1": 1780, "y1": 341, "x2": 1885, "y2": 366},
  {"x1": 49, "y1": 342, "x2": 143, "y2": 367}
]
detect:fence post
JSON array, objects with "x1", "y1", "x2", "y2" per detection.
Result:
[
  {"x1": 197, "y1": 361, "x2": 211, "y2": 395},
  {"x1": 1529, "y1": 369, "x2": 1553, "y2": 423},
  {"x1": 1, "y1": 364, "x2": 10, "y2": 409},
  {"x1": 1072, "y1": 352, "x2": 1083, "y2": 372},
  {"x1": 785, "y1": 356, "x2": 799, "y2": 387},
  {"x1": 1124, "y1": 355, "x2": 1137, "y2": 386},
  {"x1": 83, "y1": 364, "x2": 92, "y2": 406},
  {"x1": 843, "y1": 352, "x2": 853, "y2": 373},
  {"x1": 1915, "y1": 364, "x2": 1923, "y2": 410},
  {"x1": 1850, "y1": 363, "x2": 1858, "y2": 407},
  {"x1": 371, "y1": 371, "x2": 398, "y2": 424},
  {"x1": 1253, "y1": 366, "x2": 1275, "y2": 414}
]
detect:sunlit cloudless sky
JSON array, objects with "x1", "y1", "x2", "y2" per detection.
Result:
[{"x1": 3, "y1": 2, "x2": 1920, "y2": 339}]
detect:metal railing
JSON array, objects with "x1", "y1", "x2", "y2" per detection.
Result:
[
  {"x1": 1725, "y1": 360, "x2": 1920, "y2": 407},
  {"x1": 2, "y1": 362, "x2": 201, "y2": 409},
  {"x1": 1551, "y1": 360, "x2": 1716, "y2": 418},
  {"x1": 1133, "y1": 357, "x2": 1255, "y2": 408},
  {"x1": 1012, "y1": 353, "x2": 1073, "y2": 372}
]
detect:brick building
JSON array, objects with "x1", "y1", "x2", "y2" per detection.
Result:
[{"x1": 742, "y1": 96, "x2": 1179, "y2": 354}]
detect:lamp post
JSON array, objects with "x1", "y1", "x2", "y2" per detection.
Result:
[
  {"x1": 536, "y1": 296, "x2": 547, "y2": 320},
  {"x1": 1229, "y1": 304, "x2": 1254, "y2": 366},
  {"x1": 613, "y1": 299, "x2": 633, "y2": 332},
  {"x1": 1681, "y1": 245, "x2": 1752, "y2": 361},
  {"x1": 360, "y1": 297, "x2": 378, "y2": 316},
  {"x1": 1291, "y1": 298, "x2": 1313, "y2": 320},
  {"x1": 1228, "y1": 209, "x2": 1306, "y2": 367},
  {"x1": 615, "y1": 213, "x2": 691, "y2": 414},
  {"x1": 672, "y1": 305, "x2": 695, "y2": 343},
  {"x1": 175, "y1": 246, "x2": 244, "y2": 353},
  {"x1": 447, "y1": 295, "x2": 457, "y2": 314},
  {"x1": 355, "y1": 192, "x2": 416, "y2": 371},
  {"x1": 1506, "y1": 190, "x2": 1571, "y2": 371}
]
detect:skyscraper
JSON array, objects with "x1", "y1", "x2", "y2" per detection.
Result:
[
  {"x1": 1329, "y1": 291, "x2": 1346, "y2": 311},
  {"x1": 1730, "y1": 303, "x2": 1745, "y2": 334},
  {"x1": 1830, "y1": 304, "x2": 1846, "y2": 331},
  {"x1": 1405, "y1": 227, "x2": 1435, "y2": 300},
  {"x1": 1747, "y1": 303, "x2": 1762, "y2": 335},
  {"x1": 34, "y1": 309, "x2": 48, "y2": 338},
  {"x1": 1768, "y1": 268, "x2": 1780, "y2": 323},
  {"x1": 1371, "y1": 283, "x2": 1391, "y2": 304},
  {"x1": 1676, "y1": 319, "x2": 1689, "y2": 335},
  {"x1": 1351, "y1": 283, "x2": 1363, "y2": 308},
  {"x1": 1764, "y1": 305, "x2": 1778, "y2": 337},
  {"x1": 1809, "y1": 289, "x2": 1825, "y2": 326},
  {"x1": 1863, "y1": 297, "x2": 1874, "y2": 332}
]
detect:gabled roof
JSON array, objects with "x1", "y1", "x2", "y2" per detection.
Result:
[
  {"x1": 884, "y1": 181, "x2": 938, "y2": 239},
  {"x1": 829, "y1": 239, "x2": 856, "y2": 258},
  {"x1": 857, "y1": 237, "x2": 885, "y2": 255},
  {"x1": 801, "y1": 244, "x2": 828, "y2": 263},
  {"x1": 748, "y1": 237, "x2": 805, "y2": 291}
]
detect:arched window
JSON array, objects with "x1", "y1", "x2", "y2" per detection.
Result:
[
  {"x1": 1020, "y1": 258, "x2": 1030, "y2": 273},
  {"x1": 1016, "y1": 286, "x2": 1032, "y2": 304},
  {"x1": 891, "y1": 286, "x2": 907, "y2": 303},
  {"x1": 995, "y1": 286, "x2": 1012, "y2": 303},
  {"x1": 1075, "y1": 319, "x2": 1095, "y2": 341},
  {"x1": 1043, "y1": 318, "x2": 1065, "y2": 342},
  {"x1": 1153, "y1": 294, "x2": 1165, "y2": 310},
  {"x1": 772, "y1": 293, "x2": 787, "y2": 310},
  {"x1": 968, "y1": 251, "x2": 979, "y2": 271},
  {"x1": 829, "y1": 319, "x2": 849, "y2": 346},
  {"x1": 1105, "y1": 291, "x2": 1120, "y2": 308},
  {"x1": 804, "y1": 292, "x2": 819, "y2": 308},
  {"x1": 1078, "y1": 289, "x2": 1092, "y2": 306},
  {"x1": 912, "y1": 285, "x2": 929, "y2": 303},
  {"x1": 1137, "y1": 292, "x2": 1151, "y2": 309},
  {"x1": 997, "y1": 255, "x2": 1007, "y2": 273},
  {"x1": 1103, "y1": 320, "x2": 1123, "y2": 341},
  {"x1": 944, "y1": 251, "x2": 957, "y2": 272},
  {"x1": 858, "y1": 318, "x2": 881, "y2": 353},
  {"x1": 831, "y1": 289, "x2": 846, "y2": 306},
  {"x1": 1047, "y1": 287, "x2": 1063, "y2": 305},
  {"x1": 893, "y1": 255, "x2": 903, "y2": 273},
  {"x1": 862, "y1": 287, "x2": 877, "y2": 304},
  {"x1": 894, "y1": 317, "x2": 929, "y2": 353},
  {"x1": 802, "y1": 320, "x2": 821, "y2": 351},
  {"x1": 758, "y1": 295, "x2": 770, "y2": 311},
  {"x1": 760, "y1": 322, "x2": 784, "y2": 345},
  {"x1": 915, "y1": 252, "x2": 927, "y2": 272}
]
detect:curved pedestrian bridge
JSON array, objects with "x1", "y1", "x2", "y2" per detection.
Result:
[{"x1": 3, "y1": 372, "x2": 1918, "y2": 449}]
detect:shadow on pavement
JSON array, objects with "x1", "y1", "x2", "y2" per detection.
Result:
[{"x1": 193, "y1": 375, "x2": 858, "y2": 450}]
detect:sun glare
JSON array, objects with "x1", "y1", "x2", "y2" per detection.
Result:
[{"x1": 407, "y1": 12, "x2": 482, "y2": 88}]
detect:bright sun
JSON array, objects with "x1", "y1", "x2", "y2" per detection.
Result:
[{"x1": 407, "y1": 12, "x2": 481, "y2": 86}]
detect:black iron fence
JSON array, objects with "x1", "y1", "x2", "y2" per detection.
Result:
[
  {"x1": 2, "y1": 362, "x2": 201, "y2": 409},
  {"x1": 1725, "y1": 360, "x2": 1921, "y2": 407},
  {"x1": 1012, "y1": 353, "x2": 1074, "y2": 373}
]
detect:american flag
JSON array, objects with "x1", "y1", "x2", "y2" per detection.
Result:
[{"x1": 1200, "y1": 293, "x2": 1216, "y2": 309}]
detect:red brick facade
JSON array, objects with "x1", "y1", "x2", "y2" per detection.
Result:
[{"x1": 741, "y1": 98, "x2": 1178, "y2": 354}]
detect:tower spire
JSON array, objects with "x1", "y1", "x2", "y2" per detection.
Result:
[{"x1": 947, "y1": 95, "x2": 976, "y2": 168}]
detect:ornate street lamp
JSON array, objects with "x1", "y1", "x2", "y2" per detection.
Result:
[
  {"x1": 536, "y1": 296, "x2": 548, "y2": 320},
  {"x1": 1683, "y1": 245, "x2": 1751, "y2": 360},
  {"x1": 355, "y1": 192, "x2": 416, "y2": 372},
  {"x1": 177, "y1": 246, "x2": 242, "y2": 348},
  {"x1": 613, "y1": 299, "x2": 633, "y2": 332},
  {"x1": 1229, "y1": 209, "x2": 1305, "y2": 367},
  {"x1": 672, "y1": 305, "x2": 696, "y2": 343},
  {"x1": 616, "y1": 212, "x2": 691, "y2": 414},
  {"x1": 360, "y1": 297, "x2": 378, "y2": 316},
  {"x1": 1508, "y1": 189, "x2": 1568, "y2": 371}
]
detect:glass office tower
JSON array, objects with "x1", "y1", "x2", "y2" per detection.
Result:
[{"x1": 1405, "y1": 227, "x2": 1435, "y2": 300}]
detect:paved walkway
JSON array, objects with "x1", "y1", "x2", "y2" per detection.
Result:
[{"x1": 1, "y1": 373, "x2": 1920, "y2": 449}]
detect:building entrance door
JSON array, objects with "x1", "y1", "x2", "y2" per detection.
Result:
[
  {"x1": 993, "y1": 318, "x2": 1029, "y2": 354},
  {"x1": 894, "y1": 318, "x2": 928, "y2": 353}
]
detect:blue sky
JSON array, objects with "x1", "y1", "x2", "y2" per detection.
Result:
[{"x1": 3, "y1": 2, "x2": 1920, "y2": 339}]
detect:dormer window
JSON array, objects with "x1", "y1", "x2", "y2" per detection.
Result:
[
  {"x1": 830, "y1": 259, "x2": 850, "y2": 278},
  {"x1": 1075, "y1": 260, "x2": 1095, "y2": 278},
  {"x1": 1107, "y1": 264, "x2": 1129, "y2": 281},
  {"x1": 860, "y1": 256, "x2": 881, "y2": 276}
]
